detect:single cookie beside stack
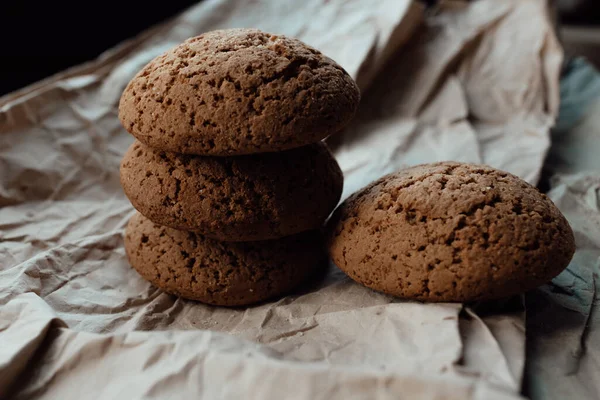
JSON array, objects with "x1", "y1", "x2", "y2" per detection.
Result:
[
  {"x1": 118, "y1": 29, "x2": 360, "y2": 306},
  {"x1": 327, "y1": 162, "x2": 576, "y2": 302}
]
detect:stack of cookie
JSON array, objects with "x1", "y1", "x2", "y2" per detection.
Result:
[{"x1": 118, "y1": 29, "x2": 360, "y2": 306}]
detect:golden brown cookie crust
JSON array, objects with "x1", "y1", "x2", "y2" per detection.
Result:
[
  {"x1": 124, "y1": 212, "x2": 326, "y2": 306},
  {"x1": 118, "y1": 28, "x2": 360, "y2": 155},
  {"x1": 327, "y1": 162, "x2": 575, "y2": 302},
  {"x1": 120, "y1": 140, "x2": 343, "y2": 241}
]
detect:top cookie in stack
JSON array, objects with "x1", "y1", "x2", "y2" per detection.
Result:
[
  {"x1": 119, "y1": 28, "x2": 360, "y2": 156},
  {"x1": 118, "y1": 29, "x2": 359, "y2": 305}
]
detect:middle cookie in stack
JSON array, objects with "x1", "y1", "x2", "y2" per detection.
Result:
[{"x1": 118, "y1": 29, "x2": 360, "y2": 306}]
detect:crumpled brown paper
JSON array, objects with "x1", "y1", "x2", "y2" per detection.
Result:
[
  {"x1": 524, "y1": 173, "x2": 600, "y2": 400},
  {"x1": 0, "y1": 0, "x2": 562, "y2": 399}
]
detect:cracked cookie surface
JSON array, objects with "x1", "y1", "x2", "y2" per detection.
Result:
[
  {"x1": 118, "y1": 28, "x2": 360, "y2": 155},
  {"x1": 120, "y1": 140, "x2": 343, "y2": 241},
  {"x1": 125, "y1": 212, "x2": 326, "y2": 306},
  {"x1": 327, "y1": 162, "x2": 575, "y2": 302}
]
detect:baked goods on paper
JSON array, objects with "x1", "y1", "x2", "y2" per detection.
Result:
[
  {"x1": 327, "y1": 162, "x2": 575, "y2": 302},
  {"x1": 120, "y1": 140, "x2": 342, "y2": 241},
  {"x1": 0, "y1": 0, "x2": 568, "y2": 399},
  {"x1": 118, "y1": 28, "x2": 351, "y2": 306},
  {"x1": 124, "y1": 212, "x2": 325, "y2": 306},
  {"x1": 118, "y1": 29, "x2": 360, "y2": 156}
]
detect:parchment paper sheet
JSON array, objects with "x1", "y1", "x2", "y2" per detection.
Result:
[{"x1": 0, "y1": 0, "x2": 568, "y2": 399}]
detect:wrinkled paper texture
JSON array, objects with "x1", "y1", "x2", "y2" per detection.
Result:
[
  {"x1": 0, "y1": 0, "x2": 563, "y2": 399},
  {"x1": 524, "y1": 57, "x2": 600, "y2": 400}
]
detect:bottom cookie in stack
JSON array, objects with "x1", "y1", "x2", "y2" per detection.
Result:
[{"x1": 124, "y1": 212, "x2": 327, "y2": 306}]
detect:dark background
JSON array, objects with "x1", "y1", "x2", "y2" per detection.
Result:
[
  {"x1": 0, "y1": 1, "x2": 198, "y2": 96},
  {"x1": 1, "y1": 0, "x2": 598, "y2": 97}
]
